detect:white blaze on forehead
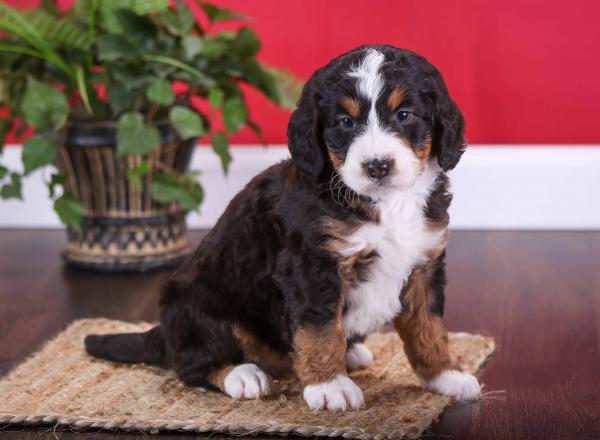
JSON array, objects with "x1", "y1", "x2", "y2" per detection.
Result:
[
  {"x1": 347, "y1": 49, "x2": 385, "y2": 129},
  {"x1": 348, "y1": 49, "x2": 385, "y2": 102}
]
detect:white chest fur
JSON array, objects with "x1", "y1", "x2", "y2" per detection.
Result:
[{"x1": 343, "y1": 167, "x2": 446, "y2": 339}]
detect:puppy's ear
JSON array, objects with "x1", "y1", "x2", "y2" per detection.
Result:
[
  {"x1": 287, "y1": 81, "x2": 326, "y2": 178},
  {"x1": 431, "y1": 79, "x2": 466, "y2": 172}
]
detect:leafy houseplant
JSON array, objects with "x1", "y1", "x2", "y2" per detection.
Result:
[{"x1": 0, "y1": 0, "x2": 302, "y2": 271}]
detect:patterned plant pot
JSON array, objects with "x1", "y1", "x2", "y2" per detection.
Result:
[{"x1": 55, "y1": 118, "x2": 195, "y2": 272}]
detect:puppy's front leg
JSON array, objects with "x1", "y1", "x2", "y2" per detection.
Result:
[
  {"x1": 293, "y1": 306, "x2": 364, "y2": 411},
  {"x1": 394, "y1": 261, "x2": 481, "y2": 402}
]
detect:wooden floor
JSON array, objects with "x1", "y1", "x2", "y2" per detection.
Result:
[{"x1": 1, "y1": 230, "x2": 599, "y2": 440}]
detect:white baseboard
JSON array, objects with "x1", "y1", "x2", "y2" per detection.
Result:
[{"x1": 1, "y1": 145, "x2": 599, "y2": 230}]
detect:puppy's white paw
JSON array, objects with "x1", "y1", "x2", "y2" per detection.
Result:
[
  {"x1": 346, "y1": 343, "x2": 374, "y2": 370},
  {"x1": 223, "y1": 364, "x2": 271, "y2": 399},
  {"x1": 303, "y1": 374, "x2": 365, "y2": 411},
  {"x1": 426, "y1": 369, "x2": 481, "y2": 402}
]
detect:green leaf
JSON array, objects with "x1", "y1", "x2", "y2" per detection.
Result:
[
  {"x1": 127, "y1": 160, "x2": 149, "y2": 192},
  {"x1": 116, "y1": 112, "x2": 160, "y2": 156},
  {"x1": 233, "y1": 27, "x2": 260, "y2": 57},
  {"x1": 97, "y1": 34, "x2": 138, "y2": 61},
  {"x1": 222, "y1": 97, "x2": 247, "y2": 134},
  {"x1": 151, "y1": 172, "x2": 203, "y2": 211},
  {"x1": 159, "y1": 0, "x2": 195, "y2": 35},
  {"x1": 182, "y1": 35, "x2": 203, "y2": 59},
  {"x1": 267, "y1": 66, "x2": 304, "y2": 110},
  {"x1": 0, "y1": 77, "x2": 6, "y2": 103},
  {"x1": 201, "y1": 3, "x2": 245, "y2": 22},
  {"x1": 54, "y1": 194, "x2": 85, "y2": 230},
  {"x1": 40, "y1": 0, "x2": 62, "y2": 16},
  {"x1": 147, "y1": 78, "x2": 175, "y2": 106},
  {"x1": 247, "y1": 119, "x2": 266, "y2": 145},
  {"x1": 22, "y1": 9, "x2": 92, "y2": 50},
  {"x1": 98, "y1": 6, "x2": 123, "y2": 33},
  {"x1": 0, "y1": 119, "x2": 12, "y2": 154},
  {"x1": 169, "y1": 106, "x2": 204, "y2": 140},
  {"x1": 235, "y1": 60, "x2": 279, "y2": 104},
  {"x1": 97, "y1": 0, "x2": 168, "y2": 33},
  {"x1": 0, "y1": 43, "x2": 45, "y2": 65},
  {"x1": 75, "y1": 65, "x2": 93, "y2": 114},
  {"x1": 142, "y1": 54, "x2": 215, "y2": 88},
  {"x1": 0, "y1": 2, "x2": 74, "y2": 77},
  {"x1": 178, "y1": 177, "x2": 203, "y2": 211},
  {"x1": 211, "y1": 131, "x2": 231, "y2": 174},
  {"x1": 129, "y1": 0, "x2": 169, "y2": 15},
  {"x1": 0, "y1": 164, "x2": 8, "y2": 180},
  {"x1": 22, "y1": 135, "x2": 55, "y2": 175},
  {"x1": 200, "y1": 36, "x2": 228, "y2": 58},
  {"x1": 107, "y1": 82, "x2": 135, "y2": 116},
  {"x1": 111, "y1": 64, "x2": 152, "y2": 90},
  {"x1": 198, "y1": 31, "x2": 236, "y2": 58},
  {"x1": 155, "y1": 10, "x2": 181, "y2": 35},
  {"x1": 0, "y1": 172, "x2": 22, "y2": 200},
  {"x1": 175, "y1": 0, "x2": 196, "y2": 32},
  {"x1": 208, "y1": 88, "x2": 224, "y2": 109},
  {"x1": 22, "y1": 77, "x2": 69, "y2": 130},
  {"x1": 48, "y1": 172, "x2": 66, "y2": 198},
  {"x1": 151, "y1": 173, "x2": 179, "y2": 203},
  {"x1": 113, "y1": 9, "x2": 157, "y2": 41}
]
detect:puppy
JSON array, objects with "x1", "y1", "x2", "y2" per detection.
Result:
[{"x1": 85, "y1": 45, "x2": 481, "y2": 411}]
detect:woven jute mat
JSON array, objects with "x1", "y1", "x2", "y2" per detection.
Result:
[{"x1": 0, "y1": 319, "x2": 494, "y2": 439}]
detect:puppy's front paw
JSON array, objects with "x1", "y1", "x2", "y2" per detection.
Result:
[
  {"x1": 346, "y1": 343, "x2": 374, "y2": 370},
  {"x1": 223, "y1": 364, "x2": 271, "y2": 399},
  {"x1": 426, "y1": 369, "x2": 481, "y2": 402},
  {"x1": 303, "y1": 374, "x2": 365, "y2": 411}
]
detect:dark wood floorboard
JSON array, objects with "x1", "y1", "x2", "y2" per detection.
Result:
[{"x1": 0, "y1": 230, "x2": 599, "y2": 440}]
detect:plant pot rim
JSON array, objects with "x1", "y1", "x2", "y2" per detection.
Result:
[
  {"x1": 65, "y1": 116, "x2": 172, "y2": 129},
  {"x1": 63, "y1": 116, "x2": 184, "y2": 148}
]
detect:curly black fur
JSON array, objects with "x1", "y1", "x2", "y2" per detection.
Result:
[{"x1": 85, "y1": 45, "x2": 465, "y2": 390}]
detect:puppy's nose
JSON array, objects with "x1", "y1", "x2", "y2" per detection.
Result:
[{"x1": 363, "y1": 158, "x2": 392, "y2": 179}]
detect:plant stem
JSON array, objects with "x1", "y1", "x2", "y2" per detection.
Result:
[
  {"x1": 155, "y1": 161, "x2": 175, "y2": 174},
  {"x1": 146, "y1": 103, "x2": 160, "y2": 124}
]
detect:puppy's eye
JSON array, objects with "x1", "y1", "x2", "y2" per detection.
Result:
[
  {"x1": 339, "y1": 117, "x2": 355, "y2": 129},
  {"x1": 396, "y1": 111, "x2": 412, "y2": 123}
]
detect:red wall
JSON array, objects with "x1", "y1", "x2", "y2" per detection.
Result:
[{"x1": 7, "y1": 0, "x2": 600, "y2": 144}]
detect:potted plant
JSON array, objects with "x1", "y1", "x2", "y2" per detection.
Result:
[{"x1": 0, "y1": 0, "x2": 302, "y2": 271}]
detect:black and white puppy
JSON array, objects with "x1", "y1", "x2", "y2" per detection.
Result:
[{"x1": 85, "y1": 45, "x2": 481, "y2": 411}]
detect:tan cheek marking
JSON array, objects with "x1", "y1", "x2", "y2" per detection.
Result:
[
  {"x1": 339, "y1": 96, "x2": 360, "y2": 119},
  {"x1": 327, "y1": 146, "x2": 343, "y2": 170},
  {"x1": 394, "y1": 266, "x2": 453, "y2": 381},
  {"x1": 415, "y1": 133, "x2": 433, "y2": 168},
  {"x1": 387, "y1": 87, "x2": 405, "y2": 111},
  {"x1": 292, "y1": 302, "x2": 346, "y2": 385}
]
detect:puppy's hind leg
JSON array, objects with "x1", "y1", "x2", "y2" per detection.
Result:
[
  {"x1": 209, "y1": 363, "x2": 271, "y2": 400},
  {"x1": 162, "y1": 306, "x2": 271, "y2": 400}
]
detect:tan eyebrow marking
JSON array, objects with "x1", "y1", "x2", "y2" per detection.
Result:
[
  {"x1": 387, "y1": 87, "x2": 405, "y2": 111},
  {"x1": 339, "y1": 96, "x2": 361, "y2": 119}
]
